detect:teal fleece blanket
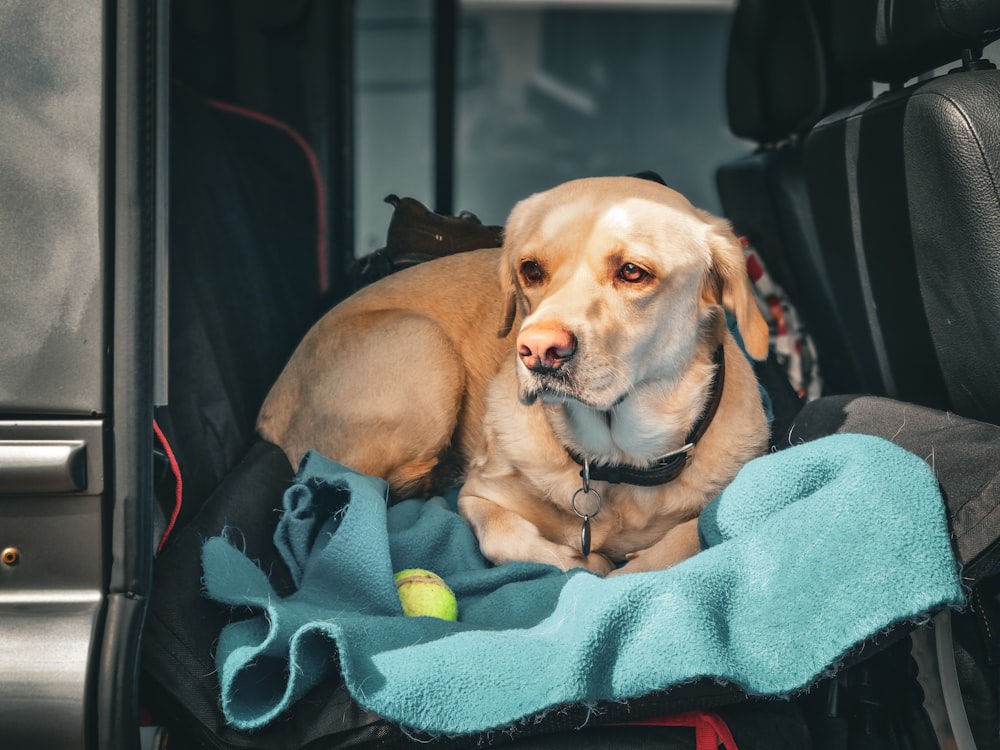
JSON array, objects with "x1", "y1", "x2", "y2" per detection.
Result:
[{"x1": 202, "y1": 434, "x2": 963, "y2": 736}]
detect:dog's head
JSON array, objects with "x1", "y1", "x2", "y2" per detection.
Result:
[{"x1": 497, "y1": 176, "x2": 768, "y2": 409}]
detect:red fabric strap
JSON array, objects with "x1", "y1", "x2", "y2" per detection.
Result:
[
  {"x1": 153, "y1": 419, "x2": 183, "y2": 553},
  {"x1": 616, "y1": 711, "x2": 739, "y2": 750}
]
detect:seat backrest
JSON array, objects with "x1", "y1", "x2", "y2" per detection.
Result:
[
  {"x1": 159, "y1": 87, "x2": 326, "y2": 530},
  {"x1": 803, "y1": 0, "x2": 1000, "y2": 413},
  {"x1": 716, "y1": 0, "x2": 860, "y2": 394},
  {"x1": 908, "y1": 69, "x2": 1000, "y2": 423}
]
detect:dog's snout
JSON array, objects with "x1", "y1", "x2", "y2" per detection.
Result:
[{"x1": 517, "y1": 324, "x2": 577, "y2": 372}]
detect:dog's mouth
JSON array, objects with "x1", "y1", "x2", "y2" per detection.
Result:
[
  {"x1": 518, "y1": 382, "x2": 572, "y2": 407},
  {"x1": 517, "y1": 369, "x2": 626, "y2": 410}
]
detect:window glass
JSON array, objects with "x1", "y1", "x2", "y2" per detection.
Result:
[
  {"x1": 456, "y1": 1, "x2": 747, "y2": 226},
  {"x1": 355, "y1": 0, "x2": 435, "y2": 256},
  {"x1": 354, "y1": 0, "x2": 747, "y2": 256}
]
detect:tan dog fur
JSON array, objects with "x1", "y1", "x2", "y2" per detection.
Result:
[{"x1": 258, "y1": 176, "x2": 770, "y2": 576}]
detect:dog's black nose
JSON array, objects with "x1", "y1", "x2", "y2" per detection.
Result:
[{"x1": 517, "y1": 324, "x2": 577, "y2": 372}]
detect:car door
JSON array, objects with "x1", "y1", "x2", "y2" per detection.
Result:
[{"x1": 0, "y1": 2, "x2": 166, "y2": 748}]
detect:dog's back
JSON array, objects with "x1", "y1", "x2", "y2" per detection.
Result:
[{"x1": 257, "y1": 247, "x2": 514, "y2": 497}]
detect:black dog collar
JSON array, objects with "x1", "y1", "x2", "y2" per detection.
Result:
[{"x1": 567, "y1": 345, "x2": 725, "y2": 487}]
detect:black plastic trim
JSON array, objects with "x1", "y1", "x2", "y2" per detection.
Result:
[{"x1": 96, "y1": 0, "x2": 163, "y2": 747}]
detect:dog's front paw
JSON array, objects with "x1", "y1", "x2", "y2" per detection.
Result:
[
  {"x1": 569, "y1": 551, "x2": 616, "y2": 576},
  {"x1": 605, "y1": 550, "x2": 663, "y2": 577},
  {"x1": 606, "y1": 518, "x2": 703, "y2": 577}
]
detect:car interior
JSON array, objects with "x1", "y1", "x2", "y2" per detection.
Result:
[{"x1": 4, "y1": 0, "x2": 1000, "y2": 748}]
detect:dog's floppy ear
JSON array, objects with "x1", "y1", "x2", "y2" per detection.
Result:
[
  {"x1": 497, "y1": 250, "x2": 518, "y2": 338},
  {"x1": 700, "y1": 214, "x2": 769, "y2": 360}
]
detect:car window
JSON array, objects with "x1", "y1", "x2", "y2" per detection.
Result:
[{"x1": 354, "y1": 0, "x2": 745, "y2": 256}]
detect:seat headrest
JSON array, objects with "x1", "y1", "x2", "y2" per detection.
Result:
[
  {"x1": 832, "y1": 0, "x2": 1000, "y2": 83},
  {"x1": 725, "y1": 0, "x2": 827, "y2": 144}
]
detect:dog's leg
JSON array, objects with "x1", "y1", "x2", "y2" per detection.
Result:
[
  {"x1": 605, "y1": 517, "x2": 702, "y2": 576},
  {"x1": 459, "y1": 493, "x2": 615, "y2": 575}
]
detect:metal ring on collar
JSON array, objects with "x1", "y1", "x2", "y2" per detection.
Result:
[{"x1": 571, "y1": 486, "x2": 603, "y2": 519}]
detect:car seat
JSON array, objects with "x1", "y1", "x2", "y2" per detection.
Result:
[
  {"x1": 785, "y1": 0, "x2": 1000, "y2": 745},
  {"x1": 802, "y1": 0, "x2": 1000, "y2": 411},
  {"x1": 716, "y1": 0, "x2": 864, "y2": 396},
  {"x1": 140, "y1": 91, "x2": 817, "y2": 750}
]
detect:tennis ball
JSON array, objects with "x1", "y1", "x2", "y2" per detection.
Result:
[{"x1": 394, "y1": 568, "x2": 458, "y2": 621}]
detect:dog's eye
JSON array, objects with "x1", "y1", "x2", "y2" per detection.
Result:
[
  {"x1": 618, "y1": 262, "x2": 650, "y2": 283},
  {"x1": 520, "y1": 260, "x2": 545, "y2": 284}
]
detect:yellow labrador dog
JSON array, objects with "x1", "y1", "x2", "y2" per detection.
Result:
[{"x1": 258, "y1": 176, "x2": 770, "y2": 576}]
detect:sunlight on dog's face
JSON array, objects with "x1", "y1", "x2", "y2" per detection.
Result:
[{"x1": 503, "y1": 179, "x2": 718, "y2": 411}]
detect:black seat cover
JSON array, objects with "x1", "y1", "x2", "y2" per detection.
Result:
[{"x1": 160, "y1": 87, "x2": 325, "y2": 527}]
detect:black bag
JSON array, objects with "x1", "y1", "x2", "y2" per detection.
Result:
[{"x1": 349, "y1": 194, "x2": 504, "y2": 290}]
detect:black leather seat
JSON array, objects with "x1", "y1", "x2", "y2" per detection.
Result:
[
  {"x1": 909, "y1": 71, "x2": 1000, "y2": 424},
  {"x1": 791, "y1": 5, "x2": 1000, "y2": 743},
  {"x1": 716, "y1": 0, "x2": 861, "y2": 395},
  {"x1": 803, "y1": 0, "x2": 1000, "y2": 413}
]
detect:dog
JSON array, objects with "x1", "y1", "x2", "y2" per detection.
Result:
[{"x1": 257, "y1": 176, "x2": 770, "y2": 576}]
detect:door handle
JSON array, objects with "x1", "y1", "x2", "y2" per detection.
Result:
[{"x1": 0, "y1": 440, "x2": 87, "y2": 494}]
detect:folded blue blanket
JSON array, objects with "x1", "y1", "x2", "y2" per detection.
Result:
[{"x1": 203, "y1": 434, "x2": 963, "y2": 736}]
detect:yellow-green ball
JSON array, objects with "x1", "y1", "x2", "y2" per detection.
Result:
[{"x1": 394, "y1": 569, "x2": 458, "y2": 621}]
